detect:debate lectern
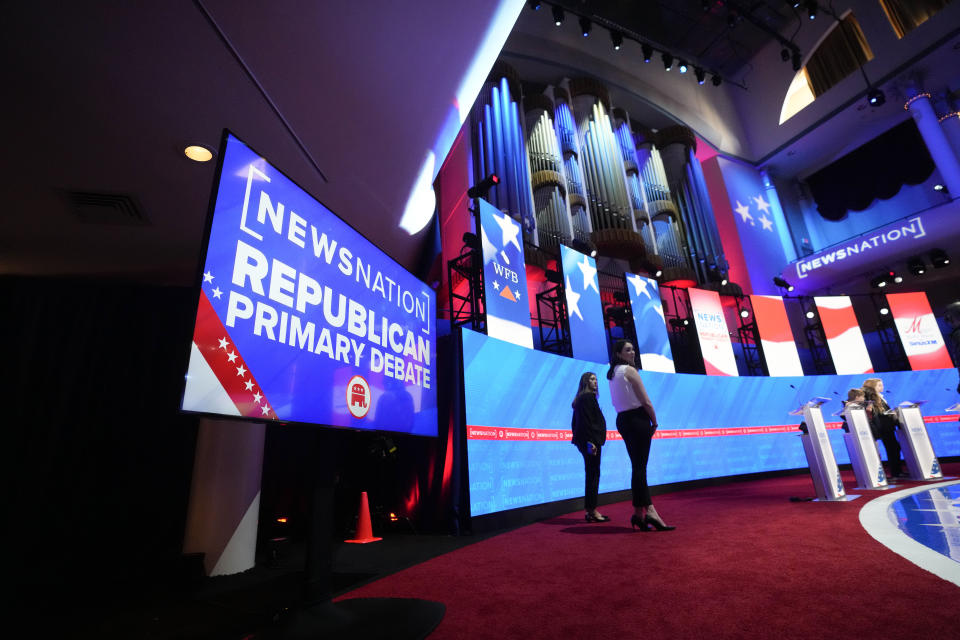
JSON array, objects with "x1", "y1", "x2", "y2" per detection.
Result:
[
  {"x1": 794, "y1": 398, "x2": 858, "y2": 501},
  {"x1": 894, "y1": 401, "x2": 944, "y2": 481},
  {"x1": 841, "y1": 403, "x2": 890, "y2": 490}
]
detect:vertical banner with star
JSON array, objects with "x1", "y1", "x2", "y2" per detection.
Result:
[
  {"x1": 625, "y1": 272, "x2": 675, "y2": 372},
  {"x1": 689, "y1": 288, "x2": 739, "y2": 376},
  {"x1": 885, "y1": 292, "x2": 953, "y2": 370},
  {"x1": 477, "y1": 198, "x2": 534, "y2": 348},
  {"x1": 560, "y1": 244, "x2": 608, "y2": 363},
  {"x1": 181, "y1": 132, "x2": 438, "y2": 436},
  {"x1": 750, "y1": 295, "x2": 804, "y2": 376},
  {"x1": 814, "y1": 296, "x2": 874, "y2": 375},
  {"x1": 701, "y1": 156, "x2": 790, "y2": 294}
]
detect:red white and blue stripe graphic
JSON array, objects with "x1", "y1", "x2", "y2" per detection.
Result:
[
  {"x1": 182, "y1": 288, "x2": 277, "y2": 420},
  {"x1": 750, "y1": 295, "x2": 803, "y2": 376},
  {"x1": 689, "y1": 288, "x2": 738, "y2": 376},
  {"x1": 815, "y1": 296, "x2": 874, "y2": 375},
  {"x1": 886, "y1": 292, "x2": 954, "y2": 370}
]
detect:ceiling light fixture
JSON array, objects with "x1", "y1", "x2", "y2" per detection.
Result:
[
  {"x1": 662, "y1": 52, "x2": 673, "y2": 71},
  {"x1": 711, "y1": 74, "x2": 722, "y2": 87},
  {"x1": 867, "y1": 86, "x2": 886, "y2": 107},
  {"x1": 552, "y1": 5, "x2": 564, "y2": 26},
  {"x1": 907, "y1": 256, "x2": 926, "y2": 275},
  {"x1": 678, "y1": 60, "x2": 688, "y2": 74},
  {"x1": 931, "y1": 248, "x2": 950, "y2": 268},
  {"x1": 579, "y1": 16, "x2": 591, "y2": 37},
  {"x1": 641, "y1": 43, "x2": 653, "y2": 63},
  {"x1": 610, "y1": 30, "x2": 623, "y2": 50},
  {"x1": 184, "y1": 144, "x2": 214, "y2": 162},
  {"x1": 805, "y1": 1, "x2": 817, "y2": 20},
  {"x1": 695, "y1": 67, "x2": 706, "y2": 84}
]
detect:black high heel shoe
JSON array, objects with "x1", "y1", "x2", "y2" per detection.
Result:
[
  {"x1": 585, "y1": 513, "x2": 610, "y2": 523},
  {"x1": 630, "y1": 514, "x2": 651, "y2": 531},
  {"x1": 644, "y1": 515, "x2": 676, "y2": 531}
]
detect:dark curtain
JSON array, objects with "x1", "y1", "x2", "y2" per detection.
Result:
[
  {"x1": 879, "y1": 0, "x2": 954, "y2": 39},
  {"x1": 806, "y1": 119, "x2": 935, "y2": 221},
  {"x1": 806, "y1": 14, "x2": 873, "y2": 97},
  {"x1": 3, "y1": 277, "x2": 199, "y2": 597}
]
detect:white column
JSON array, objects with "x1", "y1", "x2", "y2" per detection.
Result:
[
  {"x1": 905, "y1": 92, "x2": 960, "y2": 197},
  {"x1": 183, "y1": 418, "x2": 266, "y2": 576}
]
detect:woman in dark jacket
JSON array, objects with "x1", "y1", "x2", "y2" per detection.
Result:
[
  {"x1": 572, "y1": 372, "x2": 608, "y2": 522},
  {"x1": 863, "y1": 377, "x2": 904, "y2": 478}
]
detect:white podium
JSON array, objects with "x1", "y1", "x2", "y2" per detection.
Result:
[
  {"x1": 794, "y1": 398, "x2": 858, "y2": 502},
  {"x1": 894, "y1": 402, "x2": 945, "y2": 481},
  {"x1": 840, "y1": 403, "x2": 890, "y2": 490}
]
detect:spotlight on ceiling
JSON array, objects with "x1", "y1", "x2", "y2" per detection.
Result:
[
  {"x1": 773, "y1": 276, "x2": 794, "y2": 291},
  {"x1": 805, "y1": 310, "x2": 816, "y2": 319},
  {"x1": 552, "y1": 5, "x2": 564, "y2": 25},
  {"x1": 678, "y1": 60, "x2": 688, "y2": 74},
  {"x1": 867, "y1": 86, "x2": 886, "y2": 107},
  {"x1": 655, "y1": 269, "x2": 663, "y2": 277},
  {"x1": 610, "y1": 30, "x2": 623, "y2": 50},
  {"x1": 579, "y1": 16, "x2": 591, "y2": 37},
  {"x1": 662, "y1": 52, "x2": 674, "y2": 71},
  {"x1": 791, "y1": 51, "x2": 803, "y2": 71},
  {"x1": 571, "y1": 238, "x2": 597, "y2": 258},
  {"x1": 641, "y1": 43, "x2": 653, "y2": 63},
  {"x1": 711, "y1": 74, "x2": 722, "y2": 87},
  {"x1": 740, "y1": 309, "x2": 750, "y2": 318},
  {"x1": 879, "y1": 307, "x2": 890, "y2": 315},
  {"x1": 933, "y1": 183, "x2": 945, "y2": 191},
  {"x1": 695, "y1": 67, "x2": 706, "y2": 85},
  {"x1": 907, "y1": 256, "x2": 926, "y2": 275},
  {"x1": 870, "y1": 274, "x2": 889, "y2": 288},
  {"x1": 931, "y1": 248, "x2": 950, "y2": 268},
  {"x1": 805, "y1": 1, "x2": 817, "y2": 20},
  {"x1": 527, "y1": 1, "x2": 541, "y2": 10},
  {"x1": 467, "y1": 173, "x2": 499, "y2": 199}
]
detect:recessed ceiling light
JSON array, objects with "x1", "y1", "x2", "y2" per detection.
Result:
[{"x1": 184, "y1": 145, "x2": 214, "y2": 162}]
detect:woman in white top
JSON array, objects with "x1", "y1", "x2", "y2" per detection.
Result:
[{"x1": 606, "y1": 339, "x2": 674, "y2": 531}]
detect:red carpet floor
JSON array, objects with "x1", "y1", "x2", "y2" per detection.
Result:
[{"x1": 338, "y1": 464, "x2": 960, "y2": 639}]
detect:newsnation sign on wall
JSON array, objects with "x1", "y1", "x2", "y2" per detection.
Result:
[{"x1": 782, "y1": 200, "x2": 959, "y2": 293}]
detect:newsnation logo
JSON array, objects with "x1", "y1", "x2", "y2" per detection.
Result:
[{"x1": 795, "y1": 216, "x2": 925, "y2": 279}]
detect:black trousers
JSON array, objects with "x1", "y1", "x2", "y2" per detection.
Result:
[
  {"x1": 877, "y1": 420, "x2": 903, "y2": 476},
  {"x1": 616, "y1": 407, "x2": 655, "y2": 507},
  {"x1": 577, "y1": 443, "x2": 602, "y2": 511}
]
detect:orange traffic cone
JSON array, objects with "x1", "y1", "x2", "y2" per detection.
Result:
[{"x1": 345, "y1": 491, "x2": 382, "y2": 544}]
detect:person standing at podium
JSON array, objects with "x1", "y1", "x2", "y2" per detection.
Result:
[
  {"x1": 606, "y1": 340, "x2": 674, "y2": 531},
  {"x1": 571, "y1": 372, "x2": 609, "y2": 523},
  {"x1": 862, "y1": 377, "x2": 904, "y2": 478}
]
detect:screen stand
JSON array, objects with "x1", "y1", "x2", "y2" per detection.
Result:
[{"x1": 257, "y1": 429, "x2": 445, "y2": 639}]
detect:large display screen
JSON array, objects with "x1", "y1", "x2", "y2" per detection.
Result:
[
  {"x1": 815, "y1": 295, "x2": 873, "y2": 375},
  {"x1": 181, "y1": 132, "x2": 437, "y2": 436},
  {"x1": 463, "y1": 329, "x2": 959, "y2": 517},
  {"x1": 626, "y1": 273, "x2": 675, "y2": 373},
  {"x1": 560, "y1": 244, "x2": 607, "y2": 363},
  {"x1": 477, "y1": 198, "x2": 533, "y2": 348}
]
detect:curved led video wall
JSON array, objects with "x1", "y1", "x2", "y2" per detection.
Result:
[{"x1": 463, "y1": 329, "x2": 960, "y2": 517}]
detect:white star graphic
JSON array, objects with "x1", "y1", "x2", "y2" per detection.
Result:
[
  {"x1": 577, "y1": 255, "x2": 598, "y2": 293},
  {"x1": 514, "y1": 288, "x2": 522, "y2": 300},
  {"x1": 734, "y1": 201, "x2": 754, "y2": 224},
  {"x1": 253, "y1": 391, "x2": 263, "y2": 404},
  {"x1": 627, "y1": 274, "x2": 651, "y2": 299},
  {"x1": 753, "y1": 195, "x2": 771, "y2": 215},
  {"x1": 260, "y1": 405, "x2": 271, "y2": 415},
  {"x1": 494, "y1": 212, "x2": 521, "y2": 253},
  {"x1": 236, "y1": 364, "x2": 247, "y2": 377},
  {"x1": 654, "y1": 304, "x2": 665, "y2": 320},
  {"x1": 244, "y1": 380, "x2": 255, "y2": 391},
  {"x1": 227, "y1": 351, "x2": 238, "y2": 363},
  {"x1": 218, "y1": 337, "x2": 229, "y2": 350},
  {"x1": 212, "y1": 286, "x2": 223, "y2": 299},
  {"x1": 565, "y1": 276, "x2": 583, "y2": 321},
  {"x1": 203, "y1": 271, "x2": 214, "y2": 283},
  {"x1": 492, "y1": 280, "x2": 500, "y2": 291},
  {"x1": 758, "y1": 214, "x2": 774, "y2": 232}
]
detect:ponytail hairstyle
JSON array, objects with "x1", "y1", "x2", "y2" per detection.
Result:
[
  {"x1": 606, "y1": 339, "x2": 632, "y2": 380},
  {"x1": 572, "y1": 372, "x2": 598, "y2": 407}
]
